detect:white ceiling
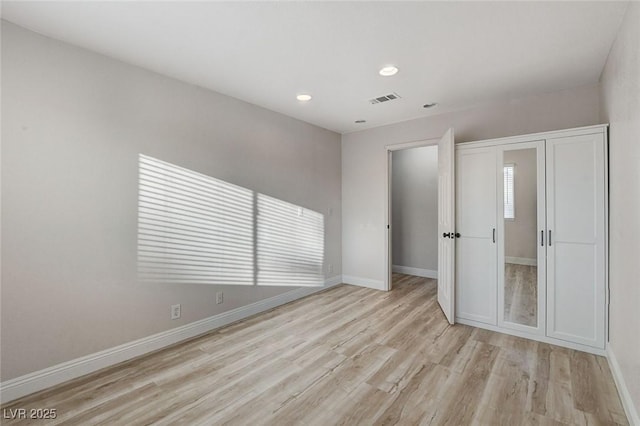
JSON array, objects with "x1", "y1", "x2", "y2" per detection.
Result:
[{"x1": 1, "y1": 1, "x2": 629, "y2": 134}]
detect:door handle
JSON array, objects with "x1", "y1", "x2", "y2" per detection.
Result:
[
  {"x1": 548, "y1": 230, "x2": 552, "y2": 246},
  {"x1": 541, "y1": 230, "x2": 544, "y2": 246},
  {"x1": 443, "y1": 232, "x2": 451, "y2": 238},
  {"x1": 492, "y1": 228, "x2": 496, "y2": 243},
  {"x1": 454, "y1": 232, "x2": 461, "y2": 238}
]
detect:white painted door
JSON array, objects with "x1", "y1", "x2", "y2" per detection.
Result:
[
  {"x1": 437, "y1": 128, "x2": 455, "y2": 324},
  {"x1": 455, "y1": 146, "x2": 498, "y2": 325},
  {"x1": 546, "y1": 133, "x2": 606, "y2": 348}
]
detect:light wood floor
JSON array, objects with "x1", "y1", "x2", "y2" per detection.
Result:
[
  {"x1": 504, "y1": 263, "x2": 538, "y2": 327},
  {"x1": 2, "y1": 274, "x2": 628, "y2": 425}
]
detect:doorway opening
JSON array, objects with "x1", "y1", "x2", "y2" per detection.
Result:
[
  {"x1": 384, "y1": 129, "x2": 455, "y2": 324},
  {"x1": 385, "y1": 139, "x2": 440, "y2": 291},
  {"x1": 389, "y1": 145, "x2": 439, "y2": 290}
]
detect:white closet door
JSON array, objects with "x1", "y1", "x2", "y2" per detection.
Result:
[
  {"x1": 455, "y1": 147, "x2": 497, "y2": 325},
  {"x1": 546, "y1": 133, "x2": 606, "y2": 348}
]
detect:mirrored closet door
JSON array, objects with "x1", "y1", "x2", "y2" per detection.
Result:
[
  {"x1": 497, "y1": 141, "x2": 546, "y2": 334},
  {"x1": 455, "y1": 125, "x2": 607, "y2": 351}
]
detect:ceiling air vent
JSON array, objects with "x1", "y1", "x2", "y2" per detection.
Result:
[{"x1": 369, "y1": 92, "x2": 401, "y2": 105}]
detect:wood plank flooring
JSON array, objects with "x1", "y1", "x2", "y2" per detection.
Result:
[{"x1": 1, "y1": 274, "x2": 628, "y2": 425}]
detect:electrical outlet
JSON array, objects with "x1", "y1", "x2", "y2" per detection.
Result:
[
  {"x1": 328, "y1": 263, "x2": 333, "y2": 273},
  {"x1": 171, "y1": 304, "x2": 181, "y2": 320},
  {"x1": 216, "y1": 291, "x2": 224, "y2": 304}
]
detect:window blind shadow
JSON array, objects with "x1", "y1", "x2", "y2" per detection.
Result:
[{"x1": 137, "y1": 154, "x2": 324, "y2": 287}]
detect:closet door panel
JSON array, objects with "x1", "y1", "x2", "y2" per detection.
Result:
[
  {"x1": 456, "y1": 148, "x2": 497, "y2": 237},
  {"x1": 552, "y1": 142, "x2": 597, "y2": 241},
  {"x1": 546, "y1": 133, "x2": 606, "y2": 348},
  {"x1": 457, "y1": 237, "x2": 496, "y2": 323},
  {"x1": 553, "y1": 244, "x2": 598, "y2": 338},
  {"x1": 455, "y1": 147, "x2": 497, "y2": 325}
]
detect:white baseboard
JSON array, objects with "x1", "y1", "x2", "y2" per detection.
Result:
[
  {"x1": 0, "y1": 276, "x2": 342, "y2": 404},
  {"x1": 606, "y1": 345, "x2": 640, "y2": 426},
  {"x1": 505, "y1": 256, "x2": 537, "y2": 266},
  {"x1": 392, "y1": 265, "x2": 438, "y2": 279},
  {"x1": 342, "y1": 275, "x2": 386, "y2": 291}
]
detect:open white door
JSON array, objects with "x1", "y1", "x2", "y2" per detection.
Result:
[{"x1": 437, "y1": 128, "x2": 455, "y2": 324}]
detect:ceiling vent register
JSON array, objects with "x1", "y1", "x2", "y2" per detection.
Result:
[{"x1": 369, "y1": 92, "x2": 401, "y2": 104}]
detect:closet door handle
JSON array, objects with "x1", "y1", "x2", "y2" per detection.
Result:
[
  {"x1": 541, "y1": 230, "x2": 544, "y2": 246},
  {"x1": 492, "y1": 228, "x2": 496, "y2": 243},
  {"x1": 443, "y1": 232, "x2": 451, "y2": 238},
  {"x1": 548, "y1": 230, "x2": 552, "y2": 246}
]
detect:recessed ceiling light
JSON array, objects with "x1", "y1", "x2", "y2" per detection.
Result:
[
  {"x1": 355, "y1": 120, "x2": 366, "y2": 124},
  {"x1": 423, "y1": 103, "x2": 438, "y2": 109},
  {"x1": 296, "y1": 94, "x2": 312, "y2": 102},
  {"x1": 379, "y1": 66, "x2": 399, "y2": 77}
]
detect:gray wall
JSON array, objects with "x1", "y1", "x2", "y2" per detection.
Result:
[
  {"x1": 391, "y1": 146, "x2": 438, "y2": 271},
  {"x1": 0, "y1": 22, "x2": 342, "y2": 380},
  {"x1": 504, "y1": 149, "x2": 537, "y2": 261},
  {"x1": 342, "y1": 83, "x2": 601, "y2": 288},
  {"x1": 600, "y1": 2, "x2": 640, "y2": 418}
]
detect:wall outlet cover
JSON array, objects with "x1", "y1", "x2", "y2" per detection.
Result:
[{"x1": 171, "y1": 304, "x2": 181, "y2": 320}]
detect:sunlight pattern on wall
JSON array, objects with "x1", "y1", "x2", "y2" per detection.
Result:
[
  {"x1": 137, "y1": 154, "x2": 324, "y2": 287},
  {"x1": 138, "y1": 155, "x2": 254, "y2": 285},
  {"x1": 257, "y1": 194, "x2": 325, "y2": 287}
]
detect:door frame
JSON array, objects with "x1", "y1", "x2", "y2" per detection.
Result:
[{"x1": 384, "y1": 137, "x2": 440, "y2": 291}]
